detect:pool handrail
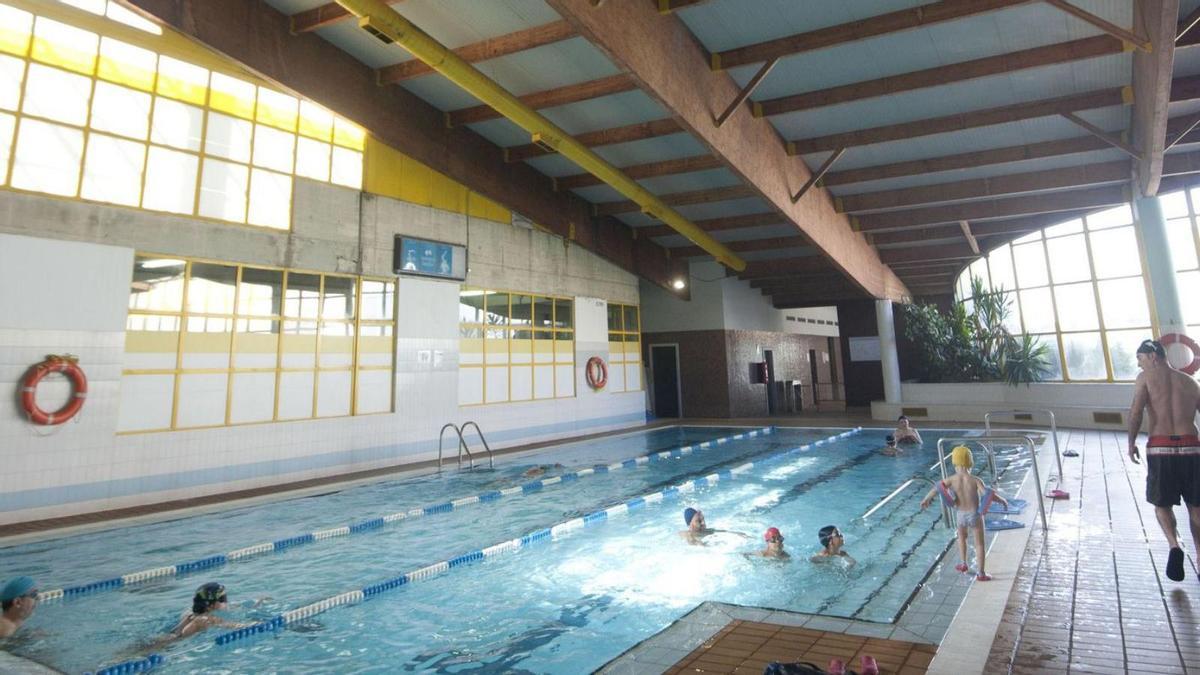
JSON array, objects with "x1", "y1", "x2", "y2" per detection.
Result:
[
  {"x1": 936, "y1": 435, "x2": 1048, "y2": 532},
  {"x1": 984, "y1": 408, "x2": 1063, "y2": 482},
  {"x1": 861, "y1": 475, "x2": 953, "y2": 528},
  {"x1": 460, "y1": 421, "x2": 495, "y2": 470}
]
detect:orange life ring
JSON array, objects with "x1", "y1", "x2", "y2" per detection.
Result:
[
  {"x1": 586, "y1": 356, "x2": 608, "y2": 389},
  {"x1": 1160, "y1": 333, "x2": 1200, "y2": 375},
  {"x1": 20, "y1": 355, "x2": 87, "y2": 425}
]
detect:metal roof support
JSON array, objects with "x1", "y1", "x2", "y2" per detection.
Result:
[
  {"x1": 1059, "y1": 112, "x2": 1142, "y2": 160},
  {"x1": 332, "y1": 0, "x2": 745, "y2": 271},
  {"x1": 714, "y1": 58, "x2": 778, "y2": 127},
  {"x1": 1042, "y1": 0, "x2": 1151, "y2": 51},
  {"x1": 791, "y1": 148, "x2": 845, "y2": 204}
]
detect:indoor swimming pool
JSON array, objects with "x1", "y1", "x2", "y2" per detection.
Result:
[{"x1": 0, "y1": 426, "x2": 1036, "y2": 674}]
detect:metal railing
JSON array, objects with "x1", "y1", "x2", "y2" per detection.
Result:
[
  {"x1": 861, "y1": 475, "x2": 953, "y2": 528},
  {"x1": 984, "y1": 408, "x2": 1064, "y2": 483},
  {"x1": 437, "y1": 422, "x2": 495, "y2": 471},
  {"x1": 937, "y1": 435, "x2": 1048, "y2": 531}
]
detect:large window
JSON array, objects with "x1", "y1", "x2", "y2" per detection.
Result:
[
  {"x1": 0, "y1": 2, "x2": 363, "y2": 230},
  {"x1": 607, "y1": 302, "x2": 642, "y2": 392},
  {"x1": 121, "y1": 255, "x2": 395, "y2": 432},
  {"x1": 955, "y1": 197, "x2": 1191, "y2": 382},
  {"x1": 458, "y1": 289, "x2": 574, "y2": 405}
]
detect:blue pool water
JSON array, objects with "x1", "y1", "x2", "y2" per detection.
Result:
[{"x1": 0, "y1": 426, "x2": 1033, "y2": 674}]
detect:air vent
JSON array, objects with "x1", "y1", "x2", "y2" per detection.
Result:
[
  {"x1": 1013, "y1": 413, "x2": 1034, "y2": 421},
  {"x1": 1094, "y1": 412, "x2": 1123, "y2": 424},
  {"x1": 358, "y1": 17, "x2": 395, "y2": 44},
  {"x1": 901, "y1": 407, "x2": 928, "y2": 418}
]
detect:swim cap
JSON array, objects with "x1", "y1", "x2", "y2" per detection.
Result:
[
  {"x1": 1137, "y1": 339, "x2": 1165, "y2": 357},
  {"x1": 193, "y1": 582, "x2": 227, "y2": 613},
  {"x1": 764, "y1": 527, "x2": 782, "y2": 542},
  {"x1": 683, "y1": 507, "x2": 698, "y2": 526},
  {"x1": 0, "y1": 576, "x2": 35, "y2": 602},
  {"x1": 885, "y1": 435, "x2": 895, "y2": 445},
  {"x1": 951, "y1": 445, "x2": 974, "y2": 468},
  {"x1": 818, "y1": 525, "x2": 837, "y2": 548}
]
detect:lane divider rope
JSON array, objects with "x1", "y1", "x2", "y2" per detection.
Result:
[
  {"x1": 42, "y1": 426, "x2": 774, "y2": 603},
  {"x1": 84, "y1": 427, "x2": 857, "y2": 675}
]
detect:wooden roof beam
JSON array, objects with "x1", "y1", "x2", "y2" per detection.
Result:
[
  {"x1": 881, "y1": 243, "x2": 979, "y2": 264},
  {"x1": 736, "y1": 256, "x2": 838, "y2": 280},
  {"x1": 869, "y1": 210, "x2": 1093, "y2": 245},
  {"x1": 639, "y1": 212, "x2": 785, "y2": 239},
  {"x1": 595, "y1": 185, "x2": 757, "y2": 216},
  {"x1": 290, "y1": 0, "x2": 381, "y2": 32},
  {"x1": 789, "y1": 87, "x2": 1130, "y2": 154},
  {"x1": 710, "y1": 0, "x2": 1033, "y2": 71},
  {"x1": 556, "y1": 155, "x2": 722, "y2": 190},
  {"x1": 959, "y1": 221, "x2": 980, "y2": 254},
  {"x1": 548, "y1": 0, "x2": 909, "y2": 301},
  {"x1": 1059, "y1": 112, "x2": 1142, "y2": 160},
  {"x1": 671, "y1": 236, "x2": 811, "y2": 259},
  {"x1": 855, "y1": 184, "x2": 1130, "y2": 232},
  {"x1": 448, "y1": 73, "x2": 637, "y2": 126},
  {"x1": 1130, "y1": 0, "x2": 1179, "y2": 195},
  {"x1": 505, "y1": 118, "x2": 681, "y2": 162},
  {"x1": 1043, "y1": 0, "x2": 1150, "y2": 50},
  {"x1": 377, "y1": 21, "x2": 576, "y2": 84},
  {"x1": 756, "y1": 35, "x2": 1124, "y2": 117}
]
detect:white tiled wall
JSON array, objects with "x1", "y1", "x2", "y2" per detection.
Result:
[{"x1": 0, "y1": 183, "x2": 645, "y2": 526}]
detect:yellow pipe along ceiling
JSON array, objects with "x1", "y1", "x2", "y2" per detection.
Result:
[{"x1": 334, "y1": 0, "x2": 746, "y2": 272}]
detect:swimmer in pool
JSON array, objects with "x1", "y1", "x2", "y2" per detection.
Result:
[
  {"x1": 144, "y1": 582, "x2": 247, "y2": 650},
  {"x1": 0, "y1": 576, "x2": 39, "y2": 638},
  {"x1": 523, "y1": 463, "x2": 564, "y2": 478},
  {"x1": 893, "y1": 415, "x2": 922, "y2": 444},
  {"x1": 879, "y1": 435, "x2": 901, "y2": 457},
  {"x1": 810, "y1": 525, "x2": 856, "y2": 566},
  {"x1": 746, "y1": 527, "x2": 790, "y2": 559},
  {"x1": 678, "y1": 507, "x2": 749, "y2": 545}
]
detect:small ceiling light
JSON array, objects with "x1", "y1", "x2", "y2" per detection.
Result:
[{"x1": 672, "y1": 278, "x2": 687, "y2": 290}]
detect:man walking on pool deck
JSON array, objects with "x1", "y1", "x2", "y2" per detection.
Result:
[{"x1": 1127, "y1": 338, "x2": 1200, "y2": 582}]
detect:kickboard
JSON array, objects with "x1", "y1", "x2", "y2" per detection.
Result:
[
  {"x1": 988, "y1": 498, "x2": 1027, "y2": 514},
  {"x1": 985, "y1": 517, "x2": 1025, "y2": 530}
]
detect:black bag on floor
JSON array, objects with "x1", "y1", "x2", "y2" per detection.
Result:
[{"x1": 763, "y1": 662, "x2": 827, "y2": 675}]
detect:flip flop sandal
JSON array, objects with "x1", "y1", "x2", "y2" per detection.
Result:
[
  {"x1": 955, "y1": 563, "x2": 969, "y2": 573},
  {"x1": 1167, "y1": 547, "x2": 1185, "y2": 582},
  {"x1": 976, "y1": 573, "x2": 993, "y2": 581}
]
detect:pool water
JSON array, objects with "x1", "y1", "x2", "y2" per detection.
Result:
[{"x1": 0, "y1": 426, "x2": 1033, "y2": 674}]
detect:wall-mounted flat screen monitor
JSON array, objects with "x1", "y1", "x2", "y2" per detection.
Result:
[{"x1": 393, "y1": 236, "x2": 467, "y2": 280}]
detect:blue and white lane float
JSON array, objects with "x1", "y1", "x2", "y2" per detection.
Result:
[
  {"x1": 208, "y1": 427, "x2": 862, "y2": 648},
  {"x1": 84, "y1": 427, "x2": 858, "y2": 675},
  {"x1": 42, "y1": 426, "x2": 775, "y2": 603}
]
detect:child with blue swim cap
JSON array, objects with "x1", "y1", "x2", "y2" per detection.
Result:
[
  {"x1": 678, "y1": 507, "x2": 749, "y2": 545},
  {"x1": 0, "y1": 576, "x2": 38, "y2": 637}
]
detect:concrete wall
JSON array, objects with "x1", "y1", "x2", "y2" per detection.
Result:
[
  {"x1": 0, "y1": 182, "x2": 643, "y2": 526},
  {"x1": 871, "y1": 382, "x2": 1140, "y2": 430}
]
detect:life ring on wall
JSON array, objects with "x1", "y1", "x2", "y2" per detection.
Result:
[
  {"x1": 1160, "y1": 333, "x2": 1200, "y2": 375},
  {"x1": 20, "y1": 355, "x2": 88, "y2": 425},
  {"x1": 586, "y1": 356, "x2": 608, "y2": 390}
]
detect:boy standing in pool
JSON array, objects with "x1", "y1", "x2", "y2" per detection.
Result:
[
  {"x1": 810, "y1": 526, "x2": 856, "y2": 566},
  {"x1": 921, "y1": 446, "x2": 1008, "y2": 581},
  {"x1": 893, "y1": 415, "x2": 922, "y2": 444}
]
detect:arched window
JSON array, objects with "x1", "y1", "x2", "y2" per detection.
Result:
[{"x1": 955, "y1": 189, "x2": 1200, "y2": 382}]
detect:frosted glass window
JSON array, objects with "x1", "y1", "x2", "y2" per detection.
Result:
[
  {"x1": 1034, "y1": 335, "x2": 1063, "y2": 380},
  {"x1": 142, "y1": 146, "x2": 197, "y2": 214},
  {"x1": 150, "y1": 97, "x2": 202, "y2": 151},
  {"x1": 1096, "y1": 277, "x2": 1150, "y2": 329},
  {"x1": 1018, "y1": 288, "x2": 1056, "y2": 333},
  {"x1": 256, "y1": 87, "x2": 297, "y2": 131},
  {"x1": 1158, "y1": 190, "x2": 1188, "y2": 219},
  {"x1": 209, "y1": 72, "x2": 255, "y2": 119},
  {"x1": 1088, "y1": 226, "x2": 1142, "y2": 279},
  {"x1": 0, "y1": 112, "x2": 12, "y2": 184},
  {"x1": 1044, "y1": 218, "x2": 1082, "y2": 238},
  {"x1": 31, "y1": 17, "x2": 97, "y2": 75},
  {"x1": 22, "y1": 63, "x2": 91, "y2": 125},
  {"x1": 295, "y1": 136, "x2": 330, "y2": 181},
  {"x1": 1086, "y1": 204, "x2": 1132, "y2": 230},
  {"x1": 90, "y1": 81, "x2": 150, "y2": 140},
  {"x1": 331, "y1": 146, "x2": 362, "y2": 188},
  {"x1": 1053, "y1": 282, "x2": 1099, "y2": 332},
  {"x1": 204, "y1": 111, "x2": 251, "y2": 163},
  {"x1": 1179, "y1": 270, "x2": 1200, "y2": 325},
  {"x1": 198, "y1": 157, "x2": 248, "y2": 222},
  {"x1": 1166, "y1": 218, "x2": 1198, "y2": 271},
  {"x1": 81, "y1": 132, "x2": 144, "y2": 206},
  {"x1": 187, "y1": 263, "x2": 237, "y2": 314},
  {"x1": 97, "y1": 37, "x2": 157, "y2": 92},
  {"x1": 0, "y1": 5, "x2": 33, "y2": 57},
  {"x1": 60, "y1": 0, "x2": 106, "y2": 14},
  {"x1": 1062, "y1": 332, "x2": 1106, "y2": 380},
  {"x1": 155, "y1": 55, "x2": 207, "y2": 105},
  {"x1": 1107, "y1": 329, "x2": 1151, "y2": 381},
  {"x1": 333, "y1": 116, "x2": 364, "y2": 150},
  {"x1": 105, "y1": 2, "x2": 162, "y2": 35},
  {"x1": 252, "y1": 124, "x2": 294, "y2": 173},
  {"x1": 1012, "y1": 242, "x2": 1049, "y2": 288},
  {"x1": 0, "y1": 54, "x2": 22, "y2": 111},
  {"x1": 987, "y1": 244, "x2": 1016, "y2": 291},
  {"x1": 298, "y1": 100, "x2": 332, "y2": 141},
  {"x1": 1045, "y1": 234, "x2": 1090, "y2": 284},
  {"x1": 967, "y1": 258, "x2": 989, "y2": 291},
  {"x1": 11, "y1": 118, "x2": 82, "y2": 196},
  {"x1": 247, "y1": 168, "x2": 291, "y2": 230},
  {"x1": 1012, "y1": 230, "x2": 1042, "y2": 244}
]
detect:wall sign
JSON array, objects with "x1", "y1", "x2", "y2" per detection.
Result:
[
  {"x1": 393, "y1": 236, "x2": 467, "y2": 280},
  {"x1": 848, "y1": 336, "x2": 881, "y2": 362}
]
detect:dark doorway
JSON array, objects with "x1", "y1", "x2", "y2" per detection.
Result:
[
  {"x1": 809, "y1": 349, "x2": 820, "y2": 404},
  {"x1": 764, "y1": 349, "x2": 776, "y2": 414},
  {"x1": 651, "y1": 344, "x2": 681, "y2": 418}
]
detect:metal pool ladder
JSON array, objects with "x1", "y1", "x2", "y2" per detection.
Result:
[
  {"x1": 437, "y1": 422, "x2": 494, "y2": 472},
  {"x1": 861, "y1": 475, "x2": 953, "y2": 528},
  {"x1": 936, "y1": 435, "x2": 1048, "y2": 532},
  {"x1": 983, "y1": 408, "x2": 1065, "y2": 485}
]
